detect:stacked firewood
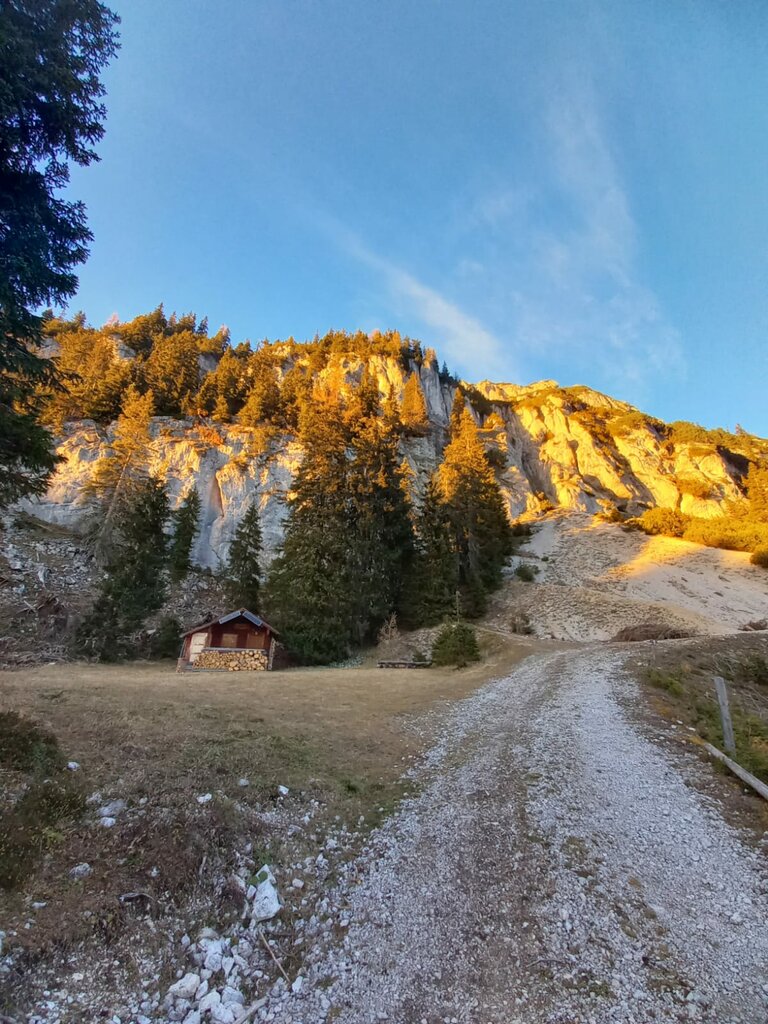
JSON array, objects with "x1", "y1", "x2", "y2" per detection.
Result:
[{"x1": 194, "y1": 648, "x2": 269, "y2": 671}]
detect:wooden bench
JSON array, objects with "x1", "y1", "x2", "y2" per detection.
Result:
[{"x1": 376, "y1": 660, "x2": 432, "y2": 669}]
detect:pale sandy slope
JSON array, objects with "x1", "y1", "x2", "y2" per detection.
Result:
[{"x1": 491, "y1": 512, "x2": 768, "y2": 641}]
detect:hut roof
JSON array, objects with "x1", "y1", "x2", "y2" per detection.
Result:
[{"x1": 180, "y1": 608, "x2": 279, "y2": 638}]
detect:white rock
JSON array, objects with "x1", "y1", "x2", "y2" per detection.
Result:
[
  {"x1": 221, "y1": 985, "x2": 245, "y2": 1005},
  {"x1": 100, "y1": 816, "x2": 116, "y2": 828},
  {"x1": 277, "y1": 785, "x2": 290, "y2": 796},
  {"x1": 203, "y1": 942, "x2": 224, "y2": 973},
  {"x1": 238, "y1": 778, "x2": 250, "y2": 787},
  {"x1": 66, "y1": 761, "x2": 80, "y2": 771},
  {"x1": 291, "y1": 976, "x2": 303, "y2": 994},
  {"x1": 182, "y1": 1012, "x2": 201, "y2": 1024},
  {"x1": 197, "y1": 793, "x2": 213, "y2": 805},
  {"x1": 251, "y1": 865, "x2": 281, "y2": 922},
  {"x1": 99, "y1": 799, "x2": 126, "y2": 817},
  {"x1": 168, "y1": 973, "x2": 200, "y2": 1000},
  {"x1": 194, "y1": 979, "x2": 209, "y2": 1001},
  {"x1": 210, "y1": 1004, "x2": 236, "y2": 1024},
  {"x1": 291, "y1": 878, "x2": 304, "y2": 890},
  {"x1": 198, "y1": 989, "x2": 221, "y2": 1013},
  {"x1": 69, "y1": 862, "x2": 92, "y2": 880}
]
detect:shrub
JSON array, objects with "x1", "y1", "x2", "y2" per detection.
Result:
[
  {"x1": 0, "y1": 712, "x2": 63, "y2": 775},
  {"x1": 637, "y1": 507, "x2": 690, "y2": 538},
  {"x1": 613, "y1": 623, "x2": 693, "y2": 642},
  {"x1": 149, "y1": 615, "x2": 183, "y2": 658},
  {"x1": 0, "y1": 777, "x2": 85, "y2": 890},
  {"x1": 751, "y1": 547, "x2": 768, "y2": 569},
  {"x1": 646, "y1": 668, "x2": 685, "y2": 697},
  {"x1": 484, "y1": 447, "x2": 507, "y2": 470},
  {"x1": 514, "y1": 563, "x2": 538, "y2": 582},
  {"x1": 676, "y1": 476, "x2": 714, "y2": 500},
  {"x1": 682, "y1": 517, "x2": 768, "y2": 552},
  {"x1": 431, "y1": 622, "x2": 480, "y2": 667}
]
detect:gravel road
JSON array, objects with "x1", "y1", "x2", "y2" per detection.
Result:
[{"x1": 278, "y1": 647, "x2": 768, "y2": 1024}]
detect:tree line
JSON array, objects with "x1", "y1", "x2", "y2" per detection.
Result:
[
  {"x1": 36, "y1": 311, "x2": 446, "y2": 435},
  {"x1": 76, "y1": 375, "x2": 513, "y2": 663}
]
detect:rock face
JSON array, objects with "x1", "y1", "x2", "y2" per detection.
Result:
[{"x1": 18, "y1": 358, "x2": 747, "y2": 569}]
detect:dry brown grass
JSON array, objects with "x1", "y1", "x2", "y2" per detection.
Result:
[
  {"x1": 611, "y1": 623, "x2": 694, "y2": 642},
  {"x1": 0, "y1": 634, "x2": 533, "y2": 963}
]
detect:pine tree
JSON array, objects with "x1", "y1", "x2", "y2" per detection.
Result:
[
  {"x1": 401, "y1": 477, "x2": 458, "y2": 626},
  {"x1": 0, "y1": 0, "x2": 119, "y2": 507},
  {"x1": 401, "y1": 373, "x2": 429, "y2": 433},
  {"x1": 240, "y1": 355, "x2": 281, "y2": 425},
  {"x1": 225, "y1": 503, "x2": 263, "y2": 610},
  {"x1": 265, "y1": 396, "x2": 355, "y2": 663},
  {"x1": 438, "y1": 406, "x2": 512, "y2": 616},
  {"x1": 346, "y1": 408, "x2": 414, "y2": 645},
  {"x1": 143, "y1": 330, "x2": 201, "y2": 416},
  {"x1": 169, "y1": 487, "x2": 201, "y2": 581},
  {"x1": 86, "y1": 385, "x2": 155, "y2": 560},
  {"x1": 747, "y1": 463, "x2": 768, "y2": 522},
  {"x1": 76, "y1": 475, "x2": 170, "y2": 660}
]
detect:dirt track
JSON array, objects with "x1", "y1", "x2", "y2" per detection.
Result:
[{"x1": 281, "y1": 647, "x2": 768, "y2": 1023}]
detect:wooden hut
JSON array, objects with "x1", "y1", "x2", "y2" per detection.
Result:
[{"x1": 178, "y1": 609, "x2": 279, "y2": 671}]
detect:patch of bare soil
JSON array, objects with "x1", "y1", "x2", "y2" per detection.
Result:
[{"x1": 487, "y1": 512, "x2": 768, "y2": 641}]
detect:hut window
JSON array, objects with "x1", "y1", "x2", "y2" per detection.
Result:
[{"x1": 221, "y1": 632, "x2": 238, "y2": 648}]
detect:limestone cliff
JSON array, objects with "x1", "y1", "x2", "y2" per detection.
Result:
[{"x1": 17, "y1": 356, "x2": 749, "y2": 569}]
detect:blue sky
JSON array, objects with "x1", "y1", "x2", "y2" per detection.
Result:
[{"x1": 69, "y1": 0, "x2": 768, "y2": 433}]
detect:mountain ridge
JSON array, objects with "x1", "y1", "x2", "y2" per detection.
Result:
[{"x1": 18, "y1": 345, "x2": 758, "y2": 571}]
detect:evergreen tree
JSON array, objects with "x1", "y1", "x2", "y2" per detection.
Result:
[
  {"x1": 76, "y1": 475, "x2": 170, "y2": 660},
  {"x1": 346, "y1": 405, "x2": 414, "y2": 645},
  {"x1": 265, "y1": 397, "x2": 355, "y2": 663},
  {"x1": 438, "y1": 406, "x2": 512, "y2": 616},
  {"x1": 86, "y1": 385, "x2": 155, "y2": 560},
  {"x1": 0, "y1": 0, "x2": 119, "y2": 507},
  {"x1": 225, "y1": 503, "x2": 263, "y2": 610},
  {"x1": 143, "y1": 330, "x2": 201, "y2": 416},
  {"x1": 240, "y1": 357, "x2": 281, "y2": 425},
  {"x1": 400, "y1": 373, "x2": 429, "y2": 433},
  {"x1": 747, "y1": 463, "x2": 768, "y2": 522},
  {"x1": 401, "y1": 477, "x2": 458, "y2": 626},
  {"x1": 169, "y1": 487, "x2": 201, "y2": 581}
]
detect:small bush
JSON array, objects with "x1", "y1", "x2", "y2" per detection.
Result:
[
  {"x1": 484, "y1": 447, "x2": 507, "y2": 470},
  {"x1": 514, "y1": 563, "x2": 538, "y2": 582},
  {"x1": 646, "y1": 669, "x2": 685, "y2": 697},
  {"x1": 511, "y1": 522, "x2": 532, "y2": 538},
  {"x1": 682, "y1": 517, "x2": 768, "y2": 553},
  {"x1": 750, "y1": 547, "x2": 768, "y2": 568},
  {"x1": 637, "y1": 507, "x2": 690, "y2": 538},
  {"x1": 735, "y1": 655, "x2": 768, "y2": 688},
  {"x1": 0, "y1": 777, "x2": 85, "y2": 891},
  {"x1": 0, "y1": 712, "x2": 63, "y2": 775},
  {"x1": 676, "y1": 476, "x2": 714, "y2": 500},
  {"x1": 149, "y1": 615, "x2": 183, "y2": 658},
  {"x1": 612, "y1": 623, "x2": 693, "y2": 642},
  {"x1": 431, "y1": 623, "x2": 480, "y2": 668},
  {"x1": 510, "y1": 611, "x2": 533, "y2": 635}
]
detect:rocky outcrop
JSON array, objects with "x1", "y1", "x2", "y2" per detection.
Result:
[{"x1": 17, "y1": 358, "x2": 748, "y2": 570}]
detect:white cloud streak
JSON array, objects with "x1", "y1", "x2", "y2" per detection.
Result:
[
  {"x1": 319, "y1": 217, "x2": 512, "y2": 378},
  {"x1": 459, "y1": 79, "x2": 685, "y2": 393}
]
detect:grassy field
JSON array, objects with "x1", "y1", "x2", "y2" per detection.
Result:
[{"x1": 0, "y1": 635, "x2": 533, "y2": 966}]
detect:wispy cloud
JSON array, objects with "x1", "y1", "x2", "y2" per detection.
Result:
[
  {"x1": 317, "y1": 215, "x2": 511, "y2": 378},
  {"x1": 458, "y1": 79, "x2": 685, "y2": 393}
]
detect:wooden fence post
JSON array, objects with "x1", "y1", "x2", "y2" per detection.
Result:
[{"x1": 714, "y1": 675, "x2": 736, "y2": 755}]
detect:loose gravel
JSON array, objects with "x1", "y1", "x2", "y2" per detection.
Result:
[{"x1": 273, "y1": 647, "x2": 768, "y2": 1023}]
